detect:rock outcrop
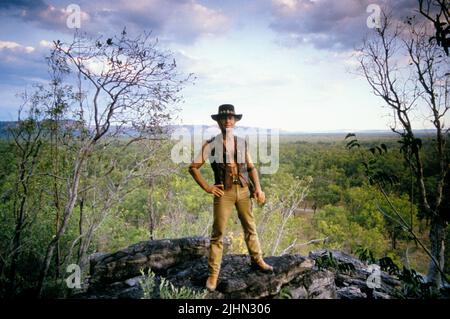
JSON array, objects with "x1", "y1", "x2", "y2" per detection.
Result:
[
  {"x1": 73, "y1": 236, "x2": 406, "y2": 299},
  {"x1": 88, "y1": 236, "x2": 215, "y2": 286}
]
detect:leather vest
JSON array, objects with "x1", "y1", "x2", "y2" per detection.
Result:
[{"x1": 207, "y1": 135, "x2": 250, "y2": 190}]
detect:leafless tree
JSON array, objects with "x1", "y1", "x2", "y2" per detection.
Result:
[
  {"x1": 35, "y1": 28, "x2": 191, "y2": 297},
  {"x1": 418, "y1": 0, "x2": 449, "y2": 55},
  {"x1": 358, "y1": 10, "x2": 449, "y2": 287},
  {"x1": 257, "y1": 175, "x2": 311, "y2": 256},
  {"x1": 3, "y1": 98, "x2": 44, "y2": 297}
]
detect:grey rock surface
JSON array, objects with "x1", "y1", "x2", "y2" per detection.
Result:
[{"x1": 73, "y1": 237, "x2": 408, "y2": 299}]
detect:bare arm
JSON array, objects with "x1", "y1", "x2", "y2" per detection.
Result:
[
  {"x1": 249, "y1": 168, "x2": 262, "y2": 191},
  {"x1": 188, "y1": 141, "x2": 224, "y2": 197},
  {"x1": 246, "y1": 147, "x2": 265, "y2": 203}
]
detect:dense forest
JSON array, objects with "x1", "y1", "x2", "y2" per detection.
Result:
[{"x1": 0, "y1": 127, "x2": 448, "y2": 298}]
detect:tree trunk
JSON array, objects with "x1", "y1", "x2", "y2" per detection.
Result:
[
  {"x1": 147, "y1": 179, "x2": 155, "y2": 240},
  {"x1": 427, "y1": 214, "x2": 446, "y2": 287},
  {"x1": 7, "y1": 205, "x2": 25, "y2": 297},
  {"x1": 36, "y1": 148, "x2": 87, "y2": 298},
  {"x1": 77, "y1": 197, "x2": 84, "y2": 265},
  {"x1": 7, "y1": 155, "x2": 32, "y2": 297},
  {"x1": 77, "y1": 224, "x2": 94, "y2": 270},
  {"x1": 391, "y1": 229, "x2": 397, "y2": 250},
  {"x1": 55, "y1": 215, "x2": 60, "y2": 281}
]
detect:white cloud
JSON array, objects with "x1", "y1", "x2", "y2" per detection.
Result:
[
  {"x1": 0, "y1": 40, "x2": 35, "y2": 53},
  {"x1": 272, "y1": 0, "x2": 303, "y2": 15},
  {"x1": 70, "y1": 0, "x2": 231, "y2": 43},
  {"x1": 4, "y1": 2, "x2": 90, "y2": 32},
  {"x1": 1, "y1": 0, "x2": 230, "y2": 44},
  {"x1": 175, "y1": 1, "x2": 230, "y2": 36},
  {"x1": 270, "y1": 0, "x2": 420, "y2": 50},
  {"x1": 113, "y1": 0, "x2": 231, "y2": 42},
  {"x1": 0, "y1": 39, "x2": 49, "y2": 87},
  {"x1": 84, "y1": 57, "x2": 112, "y2": 76},
  {"x1": 39, "y1": 39, "x2": 53, "y2": 48}
]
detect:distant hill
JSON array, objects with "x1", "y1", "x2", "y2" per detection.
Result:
[
  {"x1": 0, "y1": 120, "x2": 81, "y2": 139},
  {"x1": 0, "y1": 121, "x2": 437, "y2": 140},
  {"x1": 0, "y1": 122, "x2": 17, "y2": 139}
]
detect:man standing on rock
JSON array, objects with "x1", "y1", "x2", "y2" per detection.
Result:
[{"x1": 188, "y1": 104, "x2": 273, "y2": 292}]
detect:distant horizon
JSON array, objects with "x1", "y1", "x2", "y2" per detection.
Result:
[
  {"x1": 0, "y1": 120, "x2": 438, "y2": 135},
  {"x1": 166, "y1": 122, "x2": 439, "y2": 134}
]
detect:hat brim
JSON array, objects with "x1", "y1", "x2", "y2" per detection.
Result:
[{"x1": 211, "y1": 114, "x2": 242, "y2": 121}]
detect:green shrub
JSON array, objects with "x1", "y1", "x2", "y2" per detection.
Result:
[{"x1": 139, "y1": 269, "x2": 207, "y2": 299}]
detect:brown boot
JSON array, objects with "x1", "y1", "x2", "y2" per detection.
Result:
[
  {"x1": 251, "y1": 258, "x2": 274, "y2": 272},
  {"x1": 206, "y1": 274, "x2": 218, "y2": 292}
]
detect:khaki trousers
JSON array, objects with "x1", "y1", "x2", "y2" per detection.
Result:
[{"x1": 208, "y1": 184, "x2": 263, "y2": 275}]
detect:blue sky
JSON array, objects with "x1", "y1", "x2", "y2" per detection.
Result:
[{"x1": 0, "y1": 0, "x2": 440, "y2": 132}]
